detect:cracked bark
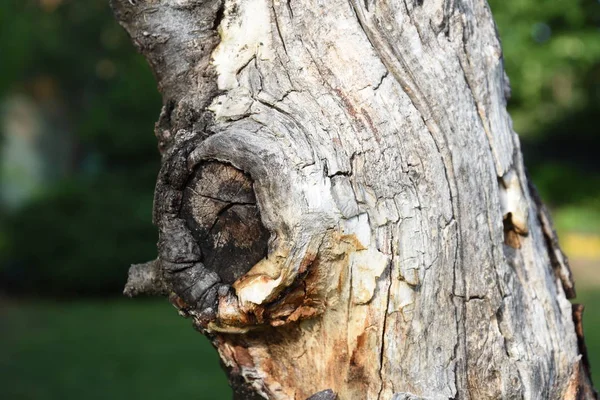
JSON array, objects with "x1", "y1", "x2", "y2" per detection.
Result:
[{"x1": 112, "y1": 0, "x2": 595, "y2": 399}]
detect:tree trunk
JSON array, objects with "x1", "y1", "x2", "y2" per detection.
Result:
[{"x1": 111, "y1": 1, "x2": 595, "y2": 399}]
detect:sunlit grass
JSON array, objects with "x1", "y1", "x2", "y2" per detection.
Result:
[
  {"x1": 555, "y1": 206, "x2": 600, "y2": 236},
  {"x1": 1, "y1": 295, "x2": 599, "y2": 399},
  {"x1": 0, "y1": 299, "x2": 231, "y2": 400}
]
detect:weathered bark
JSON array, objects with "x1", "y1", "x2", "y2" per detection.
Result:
[{"x1": 111, "y1": 1, "x2": 595, "y2": 399}]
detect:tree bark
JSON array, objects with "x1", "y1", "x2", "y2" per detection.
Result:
[{"x1": 111, "y1": 1, "x2": 595, "y2": 399}]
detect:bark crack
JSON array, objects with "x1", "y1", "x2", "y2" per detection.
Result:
[
  {"x1": 272, "y1": 3, "x2": 289, "y2": 56},
  {"x1": 377, "y1": 235, "x2": 395, "y2": 399}
]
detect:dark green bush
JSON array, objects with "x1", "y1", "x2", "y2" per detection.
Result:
[
  {"x1": 0, "y1": 0, "x2": 161, "y2": 295},
  {"x1": 1, "y1": 174, "x2": 157, "y2": 296}
]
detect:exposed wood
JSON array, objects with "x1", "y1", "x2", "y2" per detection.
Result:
[{"x1": 112, "y1": 0, "x2": 596, "y2": 399}]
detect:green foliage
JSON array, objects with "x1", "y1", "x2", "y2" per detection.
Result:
[
  {"x1": 0, "y1": 0, "x2": 161, "y2": 163},
  {"x1": 489, "y1": 0, "x2": 600, "y2": 138},
  {"x1": 2, "y1": 174, "x2": 156, "y2": 296},
  {"x1": 0, "y1": 300, "x2": 232, "y2": 399},
  {"x1": 489, "y1": 0, "x2": 600, "y2": 234},
  {"x1": 0, "y1": 0, "x2": 161, "y2": 295}
]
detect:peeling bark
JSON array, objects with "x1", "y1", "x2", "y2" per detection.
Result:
[{"x1": 111, "y1": 0, "x2": 596, "y2": 399}]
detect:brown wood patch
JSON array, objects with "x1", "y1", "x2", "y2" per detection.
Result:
[{"x1": 181, "y1": 161, "x2": 270, "y2": 284}]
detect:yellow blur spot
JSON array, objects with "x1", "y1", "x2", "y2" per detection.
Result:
[{"x1": 562, "y1": 233, "x2": 600, "y2": 260}]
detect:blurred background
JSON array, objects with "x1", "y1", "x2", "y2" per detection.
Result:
[{"x1": 0, "y1": 0, "x2": 598, "y2": 398}]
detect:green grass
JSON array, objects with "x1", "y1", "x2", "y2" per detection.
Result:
[
  {"x1": 575, "y1": 290, "x2": 600, "y2": 386},
  {"x1": 0, "y1": 299, "x2": 231, "y2": 400},
  {"x1": 555, "y1": 205, "x2": 600, "y2": 236},
  {"x1": 1, "y1": 294, "x2": 599, "y2": 399}
]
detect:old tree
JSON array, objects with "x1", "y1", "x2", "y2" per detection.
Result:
[{"x1": 111, "y1": 0, "x2": 595, "y2": 399}]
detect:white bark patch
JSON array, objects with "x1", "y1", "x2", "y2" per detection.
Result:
[
  {"x1": 392, "y1": 280, "x2": 416, "y2": 313},
  {"x1": 208, "y1": 86, "x2": 253, "y2": 120},
  {"x1": 237, "y1": 274, "x2": 283, "y2": 305},
  {"x1": 300, "y1": 166, "x2": 335, "y2": 212},
  {"x1": 341, "y1": 212, "x2": 391, "y2": 304},
  {"x1": 351, "y1": 247, "x2": 390, "y2": 304},
  {"x1": 212, "y1": 0, "x2": 274, "y2": 90},
  {"x1": 342, "y1": 213, "x2": 371, "y2": 249},
  {"x1": 499, "y1": 169, "x2": 529, "y2": 233},
  {"x1": 331, "y1": 176, "x2": 360, "y2": 218}
]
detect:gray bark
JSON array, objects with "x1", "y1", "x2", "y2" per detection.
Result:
[{"x1": 112, "y1": 0, "x2": 595, "y2": 399}]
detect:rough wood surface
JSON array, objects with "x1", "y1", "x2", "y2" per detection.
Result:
[{"x1": 111, "y1": 0, "x2": 596, "y2": 399}]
